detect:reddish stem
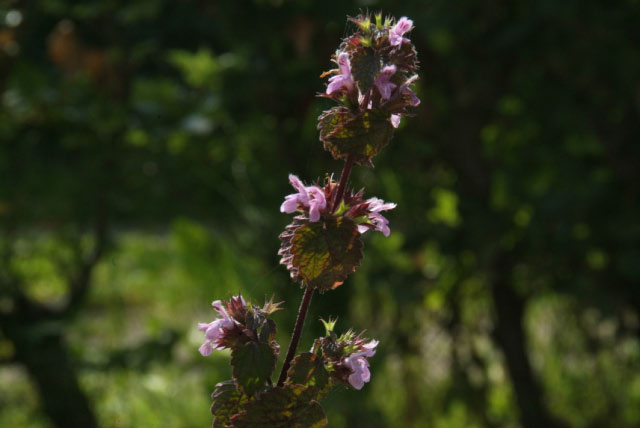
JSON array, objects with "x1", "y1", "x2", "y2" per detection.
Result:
[
  {"x1": 331, "y1": 155, "x2": 355, "y2": 214},
  {"x1": 277, "y1": 286, "x2": 314, "y2": 386}
]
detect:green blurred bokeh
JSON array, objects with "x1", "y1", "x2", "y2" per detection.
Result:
[{"x1": 1, "y1": 1, "x2": 639, "y2": 427}]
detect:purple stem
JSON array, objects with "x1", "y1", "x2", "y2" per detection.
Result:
[
  {"x1": 277, "y1": 286, "x2": 314, "y2": 386},
  {"x1": 331, "y1": 155, "x2": 355, "y2": 214}
]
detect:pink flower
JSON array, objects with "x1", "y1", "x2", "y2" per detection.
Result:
[
  {"x1": 374, "y1": 65, "x2": 397, "y2": 100},
  {"x1": 280, "y1": 174, "x2": 327, "y2": 222},
  {"x1": 389, "y1": 17, "x2": 414, "y2": 47},
  {"x1": 197, "y1": 298, "x2": 242, "y2": 356},
  {"x1": 343, "y1": 340, "x2": 379, "y2": 390},
  {"x1": 389, "y1": 76, "x2": 420, "y2": 128},
  {"x1": 399, "y1": 75, "x2": 420, "y2": 107},
  {"x1": 357, "y1": 197, "x2": 397, "y2": 237},
  {"x1": 326, "y1": 52, "x2": 355, "y2": 95}
]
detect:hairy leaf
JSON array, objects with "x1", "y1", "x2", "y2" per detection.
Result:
[
  {"x1": 211, "y1": 381, "x2": 249, "y2": 428},
  {"x1": 318, "y1": 107, "x2": 394, "y2": 167},
  {"x1": 231, "y1": 342, "x2": 277, "y2": 396},
  {"x1": 350, "y1": 48, "x2": 381, "y2": 93},
  {"x1": 230, "y1": 384, "x2": 327, "y2": 428},
  {"x1": 286, "y1": 352, "x2": 331, "y2": 399},
  {"x1": 259, "y1": 318, "x2": 277, "y2": 343},
  {"x1": 279, "y1": 217, "x2": 363, "y2": 292}
]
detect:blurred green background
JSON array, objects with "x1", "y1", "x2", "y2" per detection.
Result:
[{"x1": 1, "y1": 0, "x2": 639, "y2": 427}]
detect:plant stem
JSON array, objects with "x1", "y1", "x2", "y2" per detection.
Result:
[
  {"x1": 277, "y1": 156, "x2": 355, "y2": 386},
  {"x1": 331, "y1": 155, "x2": 355, "y2": 214},
  {"x1": 277, "y1": 286, "x2": 314, "y2": 386}
]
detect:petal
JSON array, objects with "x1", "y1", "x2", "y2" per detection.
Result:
[
  {"x1": 389, "y1": 32, "x2": 402, "y2": 47},
  {"x1": 308, "y1": 204, "x2": 321, "y2": 222},
  {"x1": 361, "y1": 340, "x2": 379, "y2": 357},
  {"x1": 363, "y1": 339, "x2": 379, "y2": 351},
  {"x1": 391, "y1": 114, "x2": 401, "y2": 128},
  {"x1": 337, "y1": 52, "x2": 351, "y2": 76},
  {"x1": 281, "y1": 194, "x2": 300, "y2": 213},
  {"x1": 367, "y1": 198, "x2": 397, "y2": 212},
  {"x1": 380, "y1": 65, "x2": 397, "y2": 78},
  {"x1": 212, "y1": 301, "x2": 231, "y2": 319},
  {"x1": 308, "y1": 187, "x2": 327, "y2": 210},
  {"x1": 406, "y1": 88, "x2": 421, "y2": 107},
  {"x1": 220, "y1": 318, "x2": 235, "y2": 330},
  {"x1": 394, "y1": 17, "x2": 414, "y2": 36},
  {"x1": 205, "y1": 322, "x2": 222, "y2": 340},
  {"x1": 199, "y1": 341, "x2": 213, "y2": 356},
  {"x1": 198, "y1": 322, "x2": 211, "y2": 332},
  {"x1": 348, "y1": 372, "x2": 365, "y2": 390},
  {"x1": 349, "y1": 372, "x2": 365, "y2": 389},
  {"x1": 326, "y1": 76, "x2": 345, "y2": 94},
  {"x1": 357, "y1": 224, "x2": 370, "y2": 234},
  {"x1": 288, "y1": 174, "x2": 309, "y2": 202}
]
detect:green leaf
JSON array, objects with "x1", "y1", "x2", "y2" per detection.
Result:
[
  {"x1": 279, "y1": 217, "x2": 363, "y2": 292},
  {"x1": 286, "y1": 352, "x2": 331, "y2": 399},
  {"x1": 350, "y1": 48, "x2": 380, "y2": 93},
  {"x1": 231, "y1": 342, "x2": 277, "y2": 396},
  {"x1": 318, "y1": 107, "x2": 394, "y2": 167},
  {"x1": 229, "y1": 385, "x2": 328, "y2": 428},
  {"x1": 258, "y1": 318, "x2": 277, "y2": 343},
  {"x1": 211, "y1": 381, "x2": 250, "y2": 428}
]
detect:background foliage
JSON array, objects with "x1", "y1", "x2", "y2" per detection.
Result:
[{"x1": 1, "y1": 0, "x2": 639, "y2": 427}]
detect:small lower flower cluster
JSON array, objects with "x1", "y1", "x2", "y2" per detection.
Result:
[{"x1": 199, "y1": 295, "x2": 379, "y2": 391}]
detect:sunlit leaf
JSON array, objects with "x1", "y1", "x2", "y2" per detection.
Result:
[
  {"x1": 229, "y1": 384, "x2": 327, "y2": 428},
  {"x1": 211, "y1": 381, "x2": 249, "y2": 428},
  {"x1": 279, "y1": 217, "x2": 363, "y2": 293},
  {"x1": 318, "y1": 107, "x2": 394, "y2": 167},
  {"x1": 286, "y1": 352, "x2": 331, "y2": 400}
]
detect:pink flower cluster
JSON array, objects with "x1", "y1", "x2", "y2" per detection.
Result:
[
  {"x1": 280, "y1": 174, "x2": 327, "y2": 222},
  {"x1": 323, "y1": 15, "x2": 420, "y2": 129},
  {"x1": 197, "y1": 296, "x2": 245, "y2": 356},
  {"x1": 343, "y1": 340, "x2": 379, "y2": 390},
  {"x1": 280, "y1": 176, "x2": 397, "y2": 237},
  {"x1": 357, "y1": 197, "x2": 397, "y2": 237}
]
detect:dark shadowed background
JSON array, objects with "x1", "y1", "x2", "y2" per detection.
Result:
[{"x1": 1, "y1": 0, "x2": 639, "y2": 427}]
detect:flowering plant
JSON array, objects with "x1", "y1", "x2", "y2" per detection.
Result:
[{"x1": 197, "y1": 12, "x2": 419, "y2": 427}]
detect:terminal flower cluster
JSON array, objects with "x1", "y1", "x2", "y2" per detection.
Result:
[{"x1": 322, "y1": 14, "x2": 420, "y2": 129}]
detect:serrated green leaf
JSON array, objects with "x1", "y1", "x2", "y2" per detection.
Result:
[
  {"x1": 230, "y1": 384, "x2": 327, "y2": 428},
  {"x1": 286, "y1": 352, "x2": 331, "y2": 399},
  {"x1": 318, "y1": 107, "x2": 394, "y2": 167},
  {"x1": 351, "y1": 48, "x2": 381, "y2": 93},
  {"x1": 231, "y1": 342, "x2": 277, "y2": 396},
  {"x1": 244, "y1": 307, "x2": 263, "y2": 331},
  {"x1": 280, "y1": 217, "x2": 363, "y2": 292},
  {"x1": 258, "y1": 318, "x2": 277, "y2": 343},
  {"x1": 211, "y1": 381, "x2": 249, "y2": 428}
]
